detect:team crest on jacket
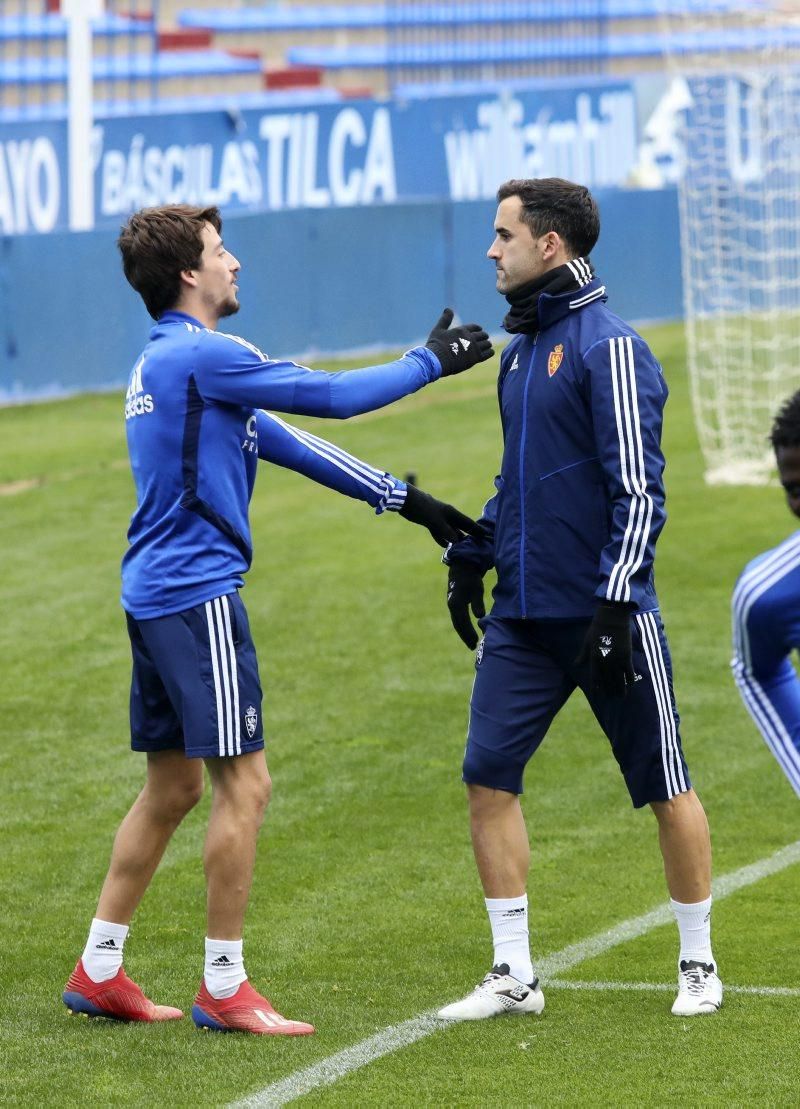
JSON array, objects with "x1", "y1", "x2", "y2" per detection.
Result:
[
  {"x1": 547, "y1": 344, "x2": 564, "y2": 377},
  {"x1": 245, "y1": 705, "x2": 258, "y2": 738}
]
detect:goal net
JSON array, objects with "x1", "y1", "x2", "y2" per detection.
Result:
[{"x1": 658, "y1": 0, "x2": 800, "y2": 484}]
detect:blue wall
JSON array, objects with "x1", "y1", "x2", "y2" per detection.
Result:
[{"x1": 0, "y1": 186, "x2": 680, "y2": 402}]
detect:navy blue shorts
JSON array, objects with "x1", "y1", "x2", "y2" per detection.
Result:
[
  {"x1": 465, "y1": 613, "x2": 690, "y2": 807},
  {"x1": 126, "y1": 592, "x2": 264, "y2": 759}
]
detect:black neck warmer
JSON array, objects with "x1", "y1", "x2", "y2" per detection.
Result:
[{"x1": 503, "y1": 257, "x2": 595, "y2": 335}]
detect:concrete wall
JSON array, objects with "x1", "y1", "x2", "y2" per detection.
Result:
[{"x1": 0, "y1": 186, "x2": 681, "y2": 402}]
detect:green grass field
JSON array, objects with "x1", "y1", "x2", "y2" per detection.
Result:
[{"x1": 2, "y1": 322, "x2": 799, "y2": 1106}]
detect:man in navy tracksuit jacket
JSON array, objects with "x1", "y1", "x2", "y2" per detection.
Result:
[
  {"x1": 63, "y1": 204, "x2": 492, "y2": 1034},
  {"x1": 438, "y1": 178, "x2": 722, "y2": 1022}
]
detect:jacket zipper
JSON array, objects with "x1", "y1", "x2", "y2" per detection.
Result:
[{"x1": 518, "y1": 333, "x2": 537, "y2": 618}]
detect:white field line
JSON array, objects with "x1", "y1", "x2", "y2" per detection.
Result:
[
  {"x1": 231, "y1": 838, "x2": 800, "y2": 1109},
  {"x1": 547, "y1": 979, "x2": 800, "y2": 997}
]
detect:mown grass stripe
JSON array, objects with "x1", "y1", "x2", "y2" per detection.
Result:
[{"x1": 232, "y1": 838, "x2": 800, "y2": 1108}]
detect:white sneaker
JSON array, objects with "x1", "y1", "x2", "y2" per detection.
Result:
[
  {"x1": 437, "y1": 964, "x2": 545, "y2": 1021},
  {"x1": 671, "y1": 959, "x2": 723, "y2": 1016}
]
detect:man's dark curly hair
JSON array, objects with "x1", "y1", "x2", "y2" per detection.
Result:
[
  {"x1": 770, "y1": 389, "x2": 800, "y2": 451},
  {"x1": 118, "y1": 204, "x2": 222, "y2": 320}
]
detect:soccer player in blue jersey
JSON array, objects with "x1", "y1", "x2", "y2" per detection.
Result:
[
  {"x1": 732, "y1": 390, "x2": 800, "y2": 798},
  {"x1": 62, "y1": 203, "x2": 494, "y2": 1034},
  {"x1": 437, "y1": 178, "x2": 722, "y2": 1021}
]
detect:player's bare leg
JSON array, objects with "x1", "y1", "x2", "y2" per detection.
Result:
[
  {"x1": 203, "y1": 749, "x2": 271, "y2": 939},
  {"x1": 96, "y1": 750, "x2": 205, "y2": 923},
  {"x1": 468, "y1": 784, "x2": 529, "y2": 897},
  {"x1": 192, "y1": 750, "x2": 314, "y2": 1035},
  {"x1": 652, "y1": 788, "x2": 721, "y2": 1015},
  {"x1": 438, "y1": 785, "x2": 543, "y2": 1021},
  {"x1": 63, "y1": 751, "x2": 202, "y2": 1022},
  {"x1": 651, "y1": 787, "x2": 711, "y2": 903}
]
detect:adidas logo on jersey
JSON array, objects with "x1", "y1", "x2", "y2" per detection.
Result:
[
  {"x1": 125, "y1": 355, "x2": 154, "y2": 420},
  {"x1": 509, "y1": 354, "x2": 519, "y2": 371}
]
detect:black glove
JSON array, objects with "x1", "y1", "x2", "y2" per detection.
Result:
[
  {"x1": 399, "y1": 483, "x2": 482, "y2": 548},
  {"x1": 576, "y1": 601, "x2": 636, "y2": 697},
  {"x1": 447, "y1": 562, "x2": 486, "y2": 650},
  {"x1": 425, "y1": 308, "x2": 494, "y2": 377}
]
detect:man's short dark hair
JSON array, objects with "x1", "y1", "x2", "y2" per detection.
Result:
[
  {"x1": 770, "y1": 389, "x2": 800, "y2": 450},
  {"x1": 118, "y1": 204, "x2": 222, "y2": 320},
  {"x1": 497, "y1": 178, "x2": 600, "y2": 258}
]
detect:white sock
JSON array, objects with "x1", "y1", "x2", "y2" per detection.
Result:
[
  {"x1": 485, "y1": 894, "x2": 534, "y2": 984},
  {"x1": 670, "y1": 896, "x2": 714, "y2": 966},
  {"x1": 81, "y1": 918, "x2": 128, "y2": 983},
  {"x1": 204, "y1": 938, "x2": 247, "y2": 999}
]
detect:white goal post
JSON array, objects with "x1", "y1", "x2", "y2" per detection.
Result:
[{"x1": 658, "y1": 1, "x2": 800, "y2": 484}]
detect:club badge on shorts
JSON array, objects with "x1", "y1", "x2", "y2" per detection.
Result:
[
  {"x1": 548, "y1": 343, "x2": 564, "y2": 377},
  {"x1": 245, "y1": 705, "x2": 258, "y2": 738}
]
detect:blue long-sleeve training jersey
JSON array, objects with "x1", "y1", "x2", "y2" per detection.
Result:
[
  {"x1": 122, "y1": 310, "x2": 441, "y2": 618},
  {"x1": 732, "y1": 531, "x2": 800, "y2": 798},
  {"x1": 446, "y1": 278, "x2": 667, "y2": 618}
]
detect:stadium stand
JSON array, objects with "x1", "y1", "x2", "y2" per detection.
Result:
[
  {"x1": 0, "y1": 3, "x2": 263, "y2": 115},
  {"x1": 2, "y1": 0, "x2": 796, "y2": 113}
]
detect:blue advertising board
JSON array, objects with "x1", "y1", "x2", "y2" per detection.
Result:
[{"x1": 0, "y1": 80, "x2": 643, "y2": 234}]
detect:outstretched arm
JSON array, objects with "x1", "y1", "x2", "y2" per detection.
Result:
[
  {"x1": 256, "y1": 410, "x2": 480, "y2": 546},
  {"x1": 256, "y1": 410, "x2": 405, "y2": 513},
  {"x1": 197, "y1": 310, "x2": 493, "y2": 419}
]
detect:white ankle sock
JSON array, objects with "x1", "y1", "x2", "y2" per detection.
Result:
[
  {"x1": 485, "y1": 894, "x2": 534, "y2": 984},
  {"x1": 81, "y1": 918, "x2": 128, "y2": 983},
  {"x1": 204, "y1": 938, "x2": 247, "y2": 999},
  {"x1": 670, "y1": 895, "x2": 714, "y2": 965}
]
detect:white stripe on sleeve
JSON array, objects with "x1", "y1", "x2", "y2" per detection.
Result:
[{"x1": 606, "y1": 337, "x2": 654, "y2": 603}]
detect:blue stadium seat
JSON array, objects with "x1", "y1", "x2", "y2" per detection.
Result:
[
  {"x1": 0, "y1": 12, "x2": 154, "y2": 41},
  {"x1": 283, "y1": 24, "x2": 800, "y2": 71},
  {"x1": 0, "y1": 49, "x2": 262, "y2": 86},
  {"x1": 177, "y1": 0, "x2": 736, "y2": 33}
]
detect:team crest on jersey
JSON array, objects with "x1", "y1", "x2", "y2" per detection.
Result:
[
  {"x1": 245, "y1": 705, "x2": 258, "y2": 738},
  {"x1": 475, "y1": 638, "x2": 485, "y2": 667},
  {"x1": 547, "y1": 344, "x2": 564, "y2": 377}
]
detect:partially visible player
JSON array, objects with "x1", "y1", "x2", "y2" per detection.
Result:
[
  {"x1": 732, "y1": 389, "x2": 800, "y2": 797},
  {"x1": 62, "y1": 204, "x2": 493, "y2": 1035}
]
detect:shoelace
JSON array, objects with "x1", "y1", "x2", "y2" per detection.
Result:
[
  {"x1": 475, "y1": 971, "x2": 504, "y2": 992},
  {"x1": 681, "y1": 966, "x2": 711, "y2": 996}
]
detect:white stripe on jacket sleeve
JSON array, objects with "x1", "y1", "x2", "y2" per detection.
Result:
[
  {"x1": 259, "y1": 411, "x2": 407, "y2": 513},
  {"x1": 606, "y1": 336, "x2": 655, "y2": 603}
]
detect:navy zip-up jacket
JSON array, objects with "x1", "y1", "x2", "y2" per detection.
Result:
[{"x1": 447, "y1": 278, "x2": 667, "y2": 619}]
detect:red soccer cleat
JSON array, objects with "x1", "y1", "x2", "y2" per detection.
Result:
[
  {"x1": 192, "y1": 979, "x2": 314, "y2": 1035},
  {"x1": 62, "y1": 960, "x2": 183, "y2": 1022}
]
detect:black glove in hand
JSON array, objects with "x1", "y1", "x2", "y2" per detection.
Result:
[
  {"x1": 447, "y1": 562, "x2": 486, "y2": 650},
  {"x1": 576, "y1": 601, "x2": 636, "y2": 697},
  {"x1": 399, "y1": 483, "x2": 482, "y2": 548},
  {"x1": 425, "y1": 308, "x2": 494, "y2": 377}
]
